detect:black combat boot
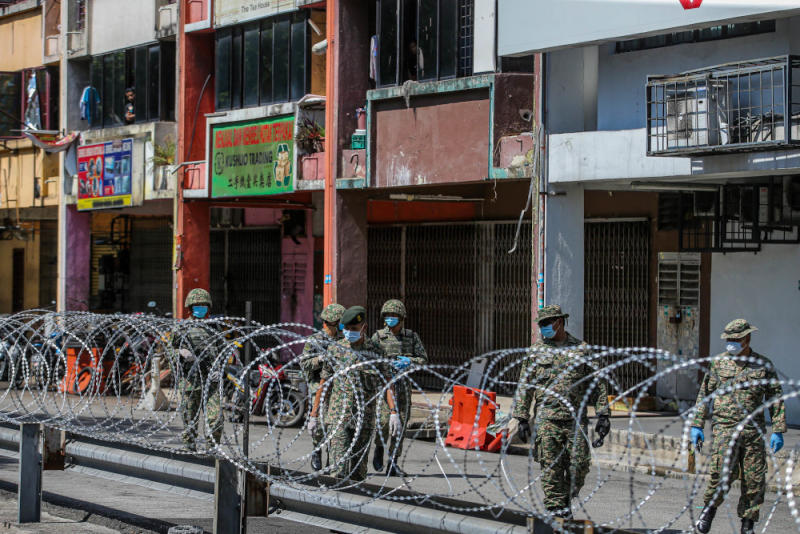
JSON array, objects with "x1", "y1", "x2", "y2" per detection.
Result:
[
  {"x1": 741, "y1": 518, "x2": 755, "y2": 534},
  {"x1": 372, "y1": 443, "x2": 384, "y2": 471},
  {"x1": 696, "y1": 506, "x2": 716, "y2": 533},
  {"x1": 386, "y1": 459, "x2": 406, "y2": 477},
  {"x1": 311, "y1": 450, "x2": 322, "y2": 471}
]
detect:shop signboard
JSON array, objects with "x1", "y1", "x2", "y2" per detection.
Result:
[
  {"x1": 211, "y1": 116, "x2": 295, "y2": 198},
  {"x1": 77, "y1": 138, "x2": 134, "y2": 210},
  {"x1": 215, "y1": 0, "x2": 297, "y2": 27}
]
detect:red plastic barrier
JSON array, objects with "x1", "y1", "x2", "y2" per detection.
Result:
[{"x1": 445, "y1": 385, "x2": 498, "y2": 451}]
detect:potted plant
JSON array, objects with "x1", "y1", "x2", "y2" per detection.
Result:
[
  {"x1": 297, "y1": 119, "x2": 326, "y2": 181},
  {"x1": 152, "y1": 136, "x2": 176, "y2": 191}
]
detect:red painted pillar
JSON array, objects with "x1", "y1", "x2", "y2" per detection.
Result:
[
  {"x1": 175, "y1": 6, "x2": 214, "y2": 318},
  {"x1": 323, "y1": 0, "x2": 339, "y2": 306}
]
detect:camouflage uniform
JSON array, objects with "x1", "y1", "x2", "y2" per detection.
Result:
[
  {"x1": 321, "y1": 335, "x2": 388, "y2": 481},
  {"x1": 372, "y1": 324, "x2": 427, "y2": 464},
  {"x1": 302, "y1": 303, "x2": 345, "y2": 450},
  {"x1": 693, "y1": 320, "x2": 785, "y2": 522},
  {"x1": 177, "y1": 289, "x2": 223, "y2": 449},
  {"x1": 512, "y1": 306, "x2": 609, "y2": 513}
]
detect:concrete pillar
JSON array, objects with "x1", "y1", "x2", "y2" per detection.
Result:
[
  {"x1": 175, "y1": 201, "x2": 210, "y2": 319},
  {"x1": 335, "y1": 191, "x2": 368, "y2": 307},
  {"x1": 64, "y1": 205, "x2": 91, "y2": 311}
]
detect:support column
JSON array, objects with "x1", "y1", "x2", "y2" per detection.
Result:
[
  {"x1": 63, "y1": 205, "x2": 91, "y2": 311},
  {"x1": 335, "y1": 191, "x2": 368, "y2": 307},
  {"x1": 175, "y1": 200, "x2": 210, "y2": 319},
  {"x1": 18, "y1": 423, "x2": 42, "y2": 523}
]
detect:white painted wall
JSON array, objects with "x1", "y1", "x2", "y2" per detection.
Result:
[
  {"x1": 710, "y1": 244, "x2": 800, "y2": 426},
  {"x1": 596, "y1": 17, "x2": 799, "y2": 131},
  {"x1": 544, "y1": 183, "x2": 585, "y2": 339},
  {"x1": 90, "y1": 0, "x2": 156, "y2": 55},
  {"x1": 498, "y1": 0, "x2": 800, "y2": 56}
]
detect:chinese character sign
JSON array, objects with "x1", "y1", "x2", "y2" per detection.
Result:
[
  {"x1": 211, "y1": 116, "x2": 295, "y2": 198},
  {"x1": 77, "y1": 139, "x2": 134, "y2": 210}
]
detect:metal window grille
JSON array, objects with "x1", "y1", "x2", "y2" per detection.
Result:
[
  {"x1": 678, "y1": 181, "x2": 800, "y2": 252},
  {"x1": 457, "y1": 0, "x2": 474, "y2": 78},
  {"x1": 367, "y1": 222, "x2": 532, "y2": 390},
  {"x1": 584, "y1": 220, "x2": 651, "y2": 392},
  {"x1": 647, "y1": 56, "x2": 800, "y2": 156}
]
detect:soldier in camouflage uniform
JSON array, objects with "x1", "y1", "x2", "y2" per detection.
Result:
[
  {"x1": 371, "y1": 299, "x2": 427, "y2": 476},
  {"x1": 511, "y1": 305, "x2": 610, "y2": 518},
  {"x1": 302, "y1": 303, "x2": 345, "y2": 471},
  {"x1": 308, "y1": 306, "x2": 399, "y2": 482},
  {"x1": 176, "y1": 288, "x2": 223, "y2": 451},
  {"x1": 692, "y1": 319, "x2": 786, "y2": 534}
]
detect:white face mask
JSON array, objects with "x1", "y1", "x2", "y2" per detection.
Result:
[{"x1": 726, "y1": 341, "x2": 744, "y2": 355}]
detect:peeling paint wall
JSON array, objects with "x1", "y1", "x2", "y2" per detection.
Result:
[{"x1": 372, "y1": 90, "x2": 490, "y2": 187}]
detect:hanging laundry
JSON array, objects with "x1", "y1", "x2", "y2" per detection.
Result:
[{"x1": 80, "y1": 86, "x2": 100, "y2": 127}]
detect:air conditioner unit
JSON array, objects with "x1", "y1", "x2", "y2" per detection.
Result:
[{"x1": 662, "y1": 81, "x2": 732, "y2": 149}]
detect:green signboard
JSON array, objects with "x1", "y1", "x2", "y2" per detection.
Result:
[{"x1": 211, "y1": 116, "x2": 295, "y2": 198}]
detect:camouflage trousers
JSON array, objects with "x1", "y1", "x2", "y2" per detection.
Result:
[
  {"x1": 535, "y1": 419, "x2": 591, "y2": 512},
  {"x1": 180, "y1": 379, "x2": 222, "y2": 449},
  {"x1": 308, "y1": 383, "x2": 324, "y2": 450},
  {"x1": 327, "y1": 405, "x2": 376, "y2": 482},
  {"x1": 376, "y1": 379, "x2": 411, "y2": 464},
  {"x1": 703, "y1": 424, "x2": 766, "y2": 521}
]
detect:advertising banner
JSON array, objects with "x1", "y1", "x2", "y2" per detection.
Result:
[
  {"x1": 215, "y1": 0, "x2": 296, "y2": 27},
  {"x1": 211, "y1": 116, "x2": 295, "y2": 198},
  {"x1": 77, "y1": 138, "x2": 134, "y2": 210}
]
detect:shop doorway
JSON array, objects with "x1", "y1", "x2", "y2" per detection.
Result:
[
  {"x1": 584, "y1": 219, "x2": 650, "y2": 391},
  {"x1": 12, "y1": 248, "x2": 24, "y2": 312},
  {"x1": 367, "y1": 222, "x2": 532, "y2": 389},
  {"x1": 210, "y1": 228, "x2": 281, "y2": 325}
]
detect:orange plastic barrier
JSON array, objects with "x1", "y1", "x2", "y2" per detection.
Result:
[
  {"x1": 445, "y1": 385, "x2": 498, "y2": 451},
  {"x1": 59, "y1": 347, "x2": 113, "y2": 395}
]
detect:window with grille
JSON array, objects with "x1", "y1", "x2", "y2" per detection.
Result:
[
  {"x1": 376, "y1": 0, "x2": 474, "y2": 87},
  {"x1": 657, "y1": 253, "x2": 700, "y2": 309},
  {"x1": 0, "y1": 67, "x2": 59, "y2": 138},
  {"x1": 88, "y1": 42, "x2": 176, "y2": 129},
  {"x1": 215, "y1": 12, "x2": 309, "y2": 111}
]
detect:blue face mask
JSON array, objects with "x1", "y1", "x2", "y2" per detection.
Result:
[
  {"x1": 385, "y1": 317, "x2": 400, "y2": 328},
  {"x1": 540, "y1": 324, "x2": 556, "y2": 339},
  {"x1": 726, "y1": 341, "x2": 743, "y2": 355},
  {"x1": 344, "y1": 328, "x2": 362, "y2": 343},
  {"x1": 338, "y1": 323, "x2": 344, "y2": 331},
  {"x1": 191, "y1": 305, "x2": 209, "y2": 319}
]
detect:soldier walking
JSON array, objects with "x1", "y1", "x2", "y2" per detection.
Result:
[
  {"x1": 371, "y1": 299, "x2": 427, "y2": 476},
  {"x1": 175, "y1": 288, "x2": 223, "y2": 451},
  {"x1": 307, "y1": 306, "x2": 400, "y2": 482},
  {"x1": 302, "y1": 303, "x2": 345, "y2": 471},
  {"x1": 692, "y1": 319, "x2": 785, "y2": 534},
  {"x1": 510, "y1": 305, "x2": 610, "y2": 519}
]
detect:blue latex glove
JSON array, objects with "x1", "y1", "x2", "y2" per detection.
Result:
[
  {"x1": 770, "y1": 432, "x2": 784, "y2": 453},
  {"x1": 392, "y1": 356, "x2": 411, "y2": 371},
  {"x1": 691, "y1": 426, "x2": 705, "y2": 447}
]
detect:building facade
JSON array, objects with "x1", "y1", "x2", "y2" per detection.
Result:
[
  {"x1": 0, "y1": 0, "x2": 60, "y2": 313},
  {"x1": 500, "y1": 1, "x2": 800, "y2": 419}
]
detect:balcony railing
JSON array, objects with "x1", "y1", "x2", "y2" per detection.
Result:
[{"x1": 647, "y1": 56, "x2": 800, "y2": 156}]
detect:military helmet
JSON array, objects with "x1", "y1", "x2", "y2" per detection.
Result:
[
  {"x1": 381, "y1": 299, "x2": 406, "y2": 318},
  {"x1": 185, "y1": 288, "x2": 212, "y2": 308},
  {"x1": 721, "y1": 318, "x2": 758, "y2": 340},
  {"x1": 536, "y1": 304, "x2": 569, "y2": 324},
  {"x1": 320, "y1": 303, "x2": 346, "y2": 324}
]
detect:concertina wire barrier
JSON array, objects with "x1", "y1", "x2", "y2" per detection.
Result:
[{"x1": 0, "y1": 309, "x2": 797, "y2": 533}]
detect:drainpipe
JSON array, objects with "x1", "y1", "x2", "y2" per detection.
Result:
[
  {"x1": 322, "y1": 0, "x2": 337, "y2": 305},
  {"x1": 536, "y1": 53, "x2": 546, "y2": 338}
]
